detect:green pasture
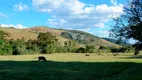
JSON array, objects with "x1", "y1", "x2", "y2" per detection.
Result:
[{"x1": 0, "y1": 53, "x2": 142, "y2": 80}]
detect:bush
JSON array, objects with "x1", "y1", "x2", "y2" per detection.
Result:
[
  {"x1": 110, "y1": 46, "x2": 134, "y2": 53},
  {"x1": 85, "y1": 46, "x2": 95, "y2": 53},
  {"x1": 42, "y1": 46, "x2": 56, "y2": 54},
  {"x1": 98, "y1": 46, "x2": 111, "y2": 53},
  {"x1": 55, "y1": 46, "x2": 68, "y2": 53},
  {"x1": 76, "y1": 47, "x2": 86, "y2": 53},
  {"x1": 12, "y1": 45, "x2": 27, "y2": 55}
]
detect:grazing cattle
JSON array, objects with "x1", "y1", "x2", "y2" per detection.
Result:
[
  {"x1": 85, "y1": 54, "x2": 90, "y2": 56},
  {"x1": 38, "y1": 56, "x2": 47, "y2": 61}
]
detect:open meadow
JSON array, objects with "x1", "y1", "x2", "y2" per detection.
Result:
[{"x1": 0, "y1": 53, "x2": 142, "y2": 80}]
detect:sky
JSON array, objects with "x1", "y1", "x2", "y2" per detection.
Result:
[{"x1": 0, "y1": 0, "x2": 126, "y2": 38}]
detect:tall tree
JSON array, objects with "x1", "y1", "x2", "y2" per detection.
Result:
[
  {"x1": 110, "y1": 0, "x2": 142, "y2": 55},
  {"x1": 37, "y1": 32, "x2": 58, "y2": 47}
]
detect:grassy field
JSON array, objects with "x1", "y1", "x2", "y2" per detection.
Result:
[{"x1": 0, "y1": 53, "x2": 142, "y2": 80}]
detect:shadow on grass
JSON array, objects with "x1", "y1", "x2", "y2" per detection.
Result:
[
  {"x1": 119, "y1": 56, "x2": 142, "y2": 59},
  {"x1": 0, "y1": 60, "x2": 142, "y2": 80}
]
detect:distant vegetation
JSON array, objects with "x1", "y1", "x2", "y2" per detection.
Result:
[{"x1": 0, "y1": 29, "x2": 135, "y2": 55}]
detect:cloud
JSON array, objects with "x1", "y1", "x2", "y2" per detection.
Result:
[
  {"x1": 0, "y1": 24, "x2": 27, "y2": 29},
  {"x1": 0, "y1": 12, "x2": 8, "y2": 19},
  {"x1": 93, "y1": 23, "x2": 105, "y2": 28},
  {"x1": 93, "y1": 30, "x2": 110, "y2": 37},
  {"x1": 13, "y1": 2, "x2": 30, "y2": 11},
  {"x1": 32, "y1": 0, "x2": 124, "y2": 29}
]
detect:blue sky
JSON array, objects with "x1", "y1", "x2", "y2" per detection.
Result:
[{"x1": 0, "y1": 0, "x2": 126, "y2": 38}]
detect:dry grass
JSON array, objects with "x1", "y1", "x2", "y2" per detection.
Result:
[
  {"x1": 0, "y1": 27, "x2": 68, "y2": 41},
  {"x1": 0, "y1": 28, "x2": 37, "y2": 40}
]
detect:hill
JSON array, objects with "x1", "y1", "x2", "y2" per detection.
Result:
[
  {"x1": 61, "y1": 30, "x2": 119, "y2": 47},
  {"x1": 0, "y1": 27, "x2": 37, "y2": 40},
  {"x1": 0, "y1": 26, "x2": 119, "y2": 47}
]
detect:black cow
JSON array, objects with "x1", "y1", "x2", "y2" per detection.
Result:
[{"x1": 38, "y1": 56, "x2": 47, "y2": 61}]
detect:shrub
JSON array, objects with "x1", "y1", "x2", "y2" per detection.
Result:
[
  {"x1": 76, "y1": 47, "x2": 86, "y2": 53},
  {"x1": 85, "y1": 46, "x2": 95, "y2": 53},
  {"x1": 42, "y1": 46, "x2": 56, "y2": 54},
  {"x1": 55, "y1": 46, "x2": 68, "y2": 53}
]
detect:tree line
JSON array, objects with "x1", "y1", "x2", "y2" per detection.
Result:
[{"x1": 0, "y1": 30, "x2": 135, "y2": 55}]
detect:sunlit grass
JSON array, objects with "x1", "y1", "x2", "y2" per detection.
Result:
[
  {"x1": 0, "y1": 53, "x2": 142, "y2": 80},
  {"x1": 0, "y1": 53, "x2": 141, "y2": 62}
]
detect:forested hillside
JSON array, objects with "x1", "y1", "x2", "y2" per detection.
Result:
[
  {"x1": 0, "y1": 26, "x2": 131, "y2": 55},
  {"x1": 0, "y1": 26, "x2": 119, "y2": 47}
]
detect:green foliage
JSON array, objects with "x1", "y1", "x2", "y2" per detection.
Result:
[
  {"x1": 0, "y1": 31, "x2": 78, "y2": 55},
  {"x1": 37, "y1": 32, "x2": 57, "y2": 45},
  {"x1": 110, "y1": 1, "x2": 142, "y2": 55},
  {"x1": 109, "y1": 46, "x2": 134, "y2": 53},
  {"x1": 42, "y1": 46, "x2": 56, "y2": 54},
  {"x1": 0, "y1": 40, "x2": 13, "y2": 55},
  {"x1": 0, "y1": 40, "x2": 5, "y2": 48},
  {"x1": 110, "y1": 1, "x2": 142, "y2": 42},
  {"x1": 55, "y1": 46, "x2": 68, "y2": 53},
  {"x1": 11, "y1": 39, "x2": 27, "y2": 55},
  {"x1": 66, "y1": 46, "x2": 77, "y2": 53},
  {"x1": 129, "y1": 24, "x2": 142, "y2": 42},
  {"x1": 85, "y1": 46, "x2": 95, "y2": 53},
  {"x1": 99, "y1": 46, "x2": 106, "y2": 50},
  {"x1": 0, "y1": 30, "x2": 133, "y2": 55},
  {"x1": 26, "y1": 39, "x2": 40, "y2": 54},
  {"x1": 98, "y1": 46, "x2": 111, "y2": 53},
  {"x1": 37, "y1": 32, "x2": 58, "y2": 54},
  {"x1": 12, "y1": 46, "x2": 26, "y2": 55},
  {"x1": 76, "y1": 47, "x2": 86, "y2": 53}
]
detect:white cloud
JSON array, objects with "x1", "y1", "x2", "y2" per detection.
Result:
[
  {"x1": 0, "y1": 24, "x2": 27, "y2": 29},
  {"x1": 32, "y1": 0, "x2": 124, "y2": 29},
  {"x1": 13, "y1": 2, "x2": 30, "y2": 11},
  {"x1": 0, "y1": 12, "x2": 8, "y2": 19},
  {"x1": 94, "y1": 30, "x2": 110, "y2": 37},
  {"x1": 93, "y1": 23, "x2": 105, "y2": 28}
]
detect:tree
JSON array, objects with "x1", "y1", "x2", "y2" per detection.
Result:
[
  {"x1": 110, "y1": 0, "x2": 142, "y2": 55},
  {"x1": 11, "y1": 39, "x2": 27, "y2": 55},
  {"x1": 0, "y1": 30, "x2": 12, "y2": 55},
  {"x1": 86, "y1": 45, "x2": 95, "y2": 53},
  {"x1": 37, "y1": 32, "x2": 58, "y2": 54},
  {"x1": 37, "y1": 32, "x2": 58, "y2": 47},
  {"x1": 0, "y1": 30, "x2": 11, "y2": 40}
]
